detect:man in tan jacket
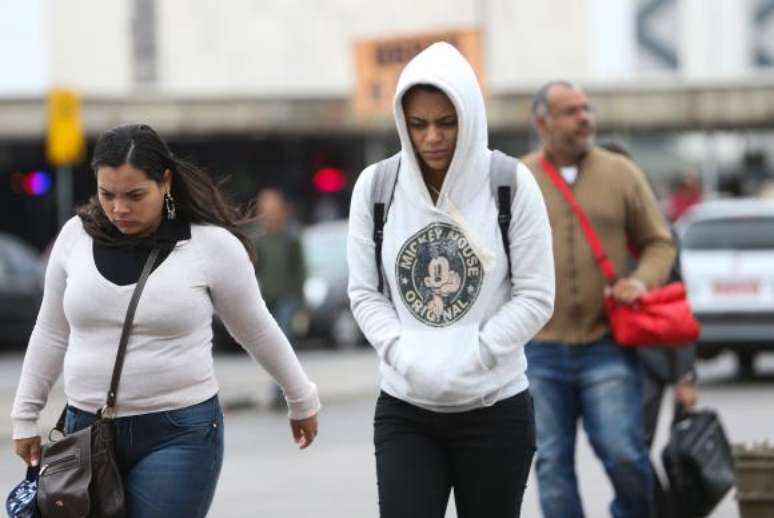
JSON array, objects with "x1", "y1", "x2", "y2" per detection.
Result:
[{"x1": 522, "y1": 80, "x2": 676, "y2": 518}]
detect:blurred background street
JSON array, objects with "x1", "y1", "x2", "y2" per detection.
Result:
[{"x1": 2, "y1": 0, "x2": 774, "y2": 516}]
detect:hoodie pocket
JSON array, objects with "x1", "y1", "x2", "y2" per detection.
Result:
[{"x1": 390, "y1": 325, "x2": 498, "y2": 406}]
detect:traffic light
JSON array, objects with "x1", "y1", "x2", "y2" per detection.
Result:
[
  {"x1": 312, "y1": 167, "x2": 347, "y2": 193},
  {"x1": 47, "y1": 88, "x2": 85, "y2": 166},
  {"x1": 10, "y1": 171, "x2": 53, "y2": 197}
]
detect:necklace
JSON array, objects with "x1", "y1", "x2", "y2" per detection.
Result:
[{"x1": 427, "y1": 183, "x2": 441, "y2": 197}]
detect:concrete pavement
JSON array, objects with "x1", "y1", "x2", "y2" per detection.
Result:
[
  {"x1": 0, "y1": 348, "x2": 380, "y2": 439},
  {"x1": 215, "y1": 348, "x2": 380, "y2": 411},
  {"x1": 1, "y1": 350, "x2": 773, "y2": 517}
]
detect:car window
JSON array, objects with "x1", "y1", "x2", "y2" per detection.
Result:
[
  {"x1": 681, "y1": 217, "x2": 774, "y2": 250},
  {"x1": 302, "y1": 224, "x2": 348, "y2": 278},
  {"x1": 0, "y1": 235, "x2": 43, "y2": 284}
]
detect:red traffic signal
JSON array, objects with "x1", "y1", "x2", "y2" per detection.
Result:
[{"x1": 313, "y1": 167, "x2": 347, "y2": 193}]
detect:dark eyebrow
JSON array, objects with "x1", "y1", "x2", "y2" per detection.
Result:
[
  {"x1": 406, "y1": 114, "x2": 456, "y2": 123},
  {"x1": 98, "y1": 187, "x2": 146, "y2": 195}
]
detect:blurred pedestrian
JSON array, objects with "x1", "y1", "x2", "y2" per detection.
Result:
[
  {"x1": 251, "y1": 188, "x2": 307, "y2": 339},
  {"x1": 347, "y1": 42, "x2": 555, "y2": 518},
  {"x1": 250, "y1": 188, "x2": 308, "y2": 408},
  {"x1": 11, "y1": 123, "x2": 320, "y2": 518},
  {"x1": 600, "y1": 140, "x2": 699, "y2": 518},
  {"x1": 522, "y1": 81, "x2": 676, "y2": 518},
  {"x1": 667, "y1": 172, "x2": 702, "y2": 221}
]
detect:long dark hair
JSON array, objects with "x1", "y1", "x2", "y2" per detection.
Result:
[{"x1": 78, "y1": 123, "x2": 254, "y2": 259}]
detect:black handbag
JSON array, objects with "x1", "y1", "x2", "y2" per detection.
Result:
[
  {"x1": 37, "y1": 248, "x2": 159, "y2": 518},
  {"x1": 661, "y1": 406, "x2": 735, "y2": 517}
]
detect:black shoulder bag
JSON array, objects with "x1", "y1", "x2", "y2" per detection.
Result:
[
  {"x1": 661, "y1": 404, "x2": 735, "y2": 517},
  {"x1": 37, "y1": 248, "x2": 160, "y2": 518}
]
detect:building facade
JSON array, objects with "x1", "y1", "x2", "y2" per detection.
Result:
[{"x1": 1, "y1": 0, "x2": 773, "y2": 246}]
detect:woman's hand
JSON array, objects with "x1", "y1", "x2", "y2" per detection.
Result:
[
  {"x1": 15, "y1": 436, "x2": 42, "y2": 466},
  {"x1": 290, "y1": 414, "x2": 318, "y2": 450}
]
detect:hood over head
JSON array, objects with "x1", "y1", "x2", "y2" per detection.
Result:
[{"x1": 393, "y1": 42, "x2": 490, "y2": 207}]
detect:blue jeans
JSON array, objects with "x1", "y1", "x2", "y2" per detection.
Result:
[
  {"x1": 65, "y1": 395, "x2": 224, "y2": 518},
  {"x1": 526, "y1": 337, "x2": 653, "y2": 518}
]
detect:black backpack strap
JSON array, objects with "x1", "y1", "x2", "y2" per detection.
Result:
[
  {"x1": 489, "y1": 150, "x2": 520, "y2": 280},
  {"x1": 371, "y1": 153, "x2": 401, "y2": 294}
]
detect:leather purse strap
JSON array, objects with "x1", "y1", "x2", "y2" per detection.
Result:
[
  {"x1": 538, "y1": 153, "x2": 618, "y2": 284},
  {"x1": 53, "y1": 248, "x2": 160, "y2": 432},
  {"x1": 103, "y1": 247, "x2": 160, "y2": 415}
]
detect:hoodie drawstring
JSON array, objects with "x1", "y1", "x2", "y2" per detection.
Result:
[{"x1": 439, "y1": 191, "x2": 497, "y2": 273}]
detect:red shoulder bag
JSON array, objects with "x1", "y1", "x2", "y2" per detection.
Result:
[{"x1": 538, "y1": 154, "x2": 700, "y2": 347}]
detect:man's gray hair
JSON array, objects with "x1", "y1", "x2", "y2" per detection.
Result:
[{"x1": 531, "y1": 80, "x2": 578, "y2": 117}]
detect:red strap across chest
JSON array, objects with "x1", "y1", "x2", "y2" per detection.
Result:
[{"x1": 538, "y1": 153, "x2": 618, "y2": 283}]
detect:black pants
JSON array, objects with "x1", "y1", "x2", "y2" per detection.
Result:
[
  {"x1": 642, "y1": 369, "x2": 666, "y2": 450},
  {"x1": 374, "y1": 390, "x2": 535, "y2": 518}
]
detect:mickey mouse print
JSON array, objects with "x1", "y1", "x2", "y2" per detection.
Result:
[{"x1": 396, "y1": 222, "x2": 483, "y2": 327}]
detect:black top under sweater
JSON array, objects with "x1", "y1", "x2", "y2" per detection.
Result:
[{"x1": 92, "y1": 218, "x2": 191, "y2": 286}]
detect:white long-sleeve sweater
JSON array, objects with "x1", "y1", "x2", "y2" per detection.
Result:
[
  {"x1": 347, "y1": 42, "x2": 555, "y2": 412},
  {"x1": 11, "y1": 217, "x2": 320, "y2": 439}
]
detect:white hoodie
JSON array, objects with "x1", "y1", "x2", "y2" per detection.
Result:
[{"x1": 347, "y1": 42, "x2": 555, "y2": 412}]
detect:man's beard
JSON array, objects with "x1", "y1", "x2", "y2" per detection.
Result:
[{"x1": 558, "y1": 133, "x2": 594, "y2": 157}]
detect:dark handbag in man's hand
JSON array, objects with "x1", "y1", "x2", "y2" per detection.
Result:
[
  {"x1": 539, "y1": 154, "x2": 701, "y2": 347},
  {"x1": 37, "y1": 248, "x2": 159, "y2": 518},
  {"x1": 6, "y1": 466, "x2": 41, "y2": 518},
  {"x1": 661, "y1": 407, "x2": 735, "y2": 517}
]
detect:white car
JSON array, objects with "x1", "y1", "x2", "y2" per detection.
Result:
[
  {"x1": 676, "y1": 198, "x2": 774, "y2": 377},
  {"x1": 300, "y1": 219, "x2": 365, "y2": 350}
]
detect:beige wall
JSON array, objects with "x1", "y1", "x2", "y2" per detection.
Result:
[
  {"x1": 679, "y1": 0, "x2": 751, "y2": 79},
  {"x1": 487, "y1": 0, "x2": 593, "y2": 91},
  {"x1": 0, "y1": 0, "x2": 48, "y2": 94},
  {"x1": 5, "y1": 0, "x2": 767, "y2": 96},
  {"x1": 158, "y1": 0, "x2": 479, "y2": 96},
  {"x1": 48, "y1": 0, "x2": 132, "y2": 93}
]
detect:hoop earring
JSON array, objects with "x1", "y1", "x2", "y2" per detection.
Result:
[{"x1": 164, "y1": 192, "x2": 176, "y2": 221}]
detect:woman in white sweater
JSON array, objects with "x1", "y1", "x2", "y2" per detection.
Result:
[
  {"x1": 12, "y1": 123, "x2": 320, "y2": 518},
  {"x1": 347, "y1": 43, "x2": 555, "y2": 517}
]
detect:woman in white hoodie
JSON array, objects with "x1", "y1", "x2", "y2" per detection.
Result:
[{"x1": 347, "y1": 42, "x2": 555, "y2": 517}]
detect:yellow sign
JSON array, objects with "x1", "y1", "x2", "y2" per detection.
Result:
[
  {"x1": 353, "y1": 29, "x2": 483, "y2": 117},
  {"x1": 47, "y1": 88, "x2": 85, "y2": 165}
]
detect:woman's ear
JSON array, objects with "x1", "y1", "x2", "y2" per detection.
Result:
[{"x1": 163, "y1": 168, "x2": 173, "y2": 192}]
